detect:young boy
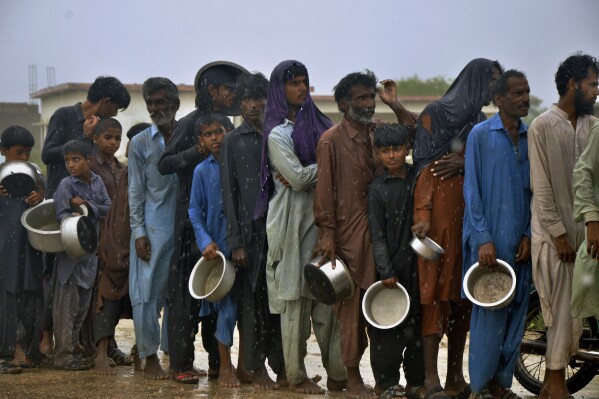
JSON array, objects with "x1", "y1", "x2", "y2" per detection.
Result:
[
  {"x1": 0, "y1": 126, "x2": 45, "y2": 374},
  {"x1": 188, "y1": 112, "x2": 239, "y2": 387},
  {"x1": 367, "y1": 123, "x2": 425, "y2": 399},
  {"x1": 92, "y1": 123, "x2": 150, "y2": 375},
  {"x1": 52, "y1": 139, "x2": 111, "y2": 371},
  {"x1": 91, "y1": 117, "x2": 124, "y2": 200}
]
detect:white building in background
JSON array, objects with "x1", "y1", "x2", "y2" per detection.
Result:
[{"x1": 32, "y1": 82, "x2": 497, "y2": 160}]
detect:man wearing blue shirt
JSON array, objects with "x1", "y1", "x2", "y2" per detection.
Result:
[{"x1": 462, "y1": 70, "x2": 532, "y2": 399}]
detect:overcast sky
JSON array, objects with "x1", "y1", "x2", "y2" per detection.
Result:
[{"x1": 1, "y1": 0, "x2": 598, "y2": 108}]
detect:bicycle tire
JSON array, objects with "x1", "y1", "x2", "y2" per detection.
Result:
[{"x1": 514, "y1": 292, "x2": 599, "y2": 395}]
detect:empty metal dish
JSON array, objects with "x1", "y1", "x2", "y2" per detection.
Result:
[
  {"x1": 362, "y1": 281, "x2": 411, "y2": 329},
  {"x1": 189, "y1": 251, "x2": 236, "y2": 302},
  {"x1": 304, "y1": 256, "x2": 355, "y2": 305},
  {"x1": 21, "y1": 199, "x2": 64, "y2": 252},
  {"x1": 0, "y1": 161, "x2": 40, "y2": 197},
  {"x1": 410, "y1": 235, "x2": 445, "y2": 260}
]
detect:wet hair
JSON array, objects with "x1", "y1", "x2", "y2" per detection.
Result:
[
  {"x1": 374, "y1": 123, "x2": 409, "y2": 148},
  {"x1": 93, "y1": 117, "x2": 122, "y2": 137},
  {"x1": 492, "y1": 70, "x2": 527, "y2": 102},
  {"x1": 62, "y1": 139, "x2": 92, "y2": 158},
  {"x1": 196, "y1": 112, "x2": 231, "y2": 137},
  {"x1": 142, "y1": 77, "x2": 180, "y2": 105},
  {"x1": 126, "y1": 122, "x2": 151, "y2": 140},
  {"x1": 333, "y1": 70, "x2": 378, "y2": 112},
  {"x1": 236, "y1": 73, "x2": 268, "y2": 100},
  {"x1": 0, "y1": 125, "x2": 34, "y2": 149},
  {"x1": 87, "y1": 76, "x2": 131, "y2": 110},
  {"x1": 555, "y1": 52, "x2": 599, "y2": 96},
  {"x1": 283, "y1": 63, "x2": 309, "y2": 83}
]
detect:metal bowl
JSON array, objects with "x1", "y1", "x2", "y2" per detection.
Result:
[
  {"x1": 188, "y1": 251, "x2": 236, "y2": 302},
  {"x1": 20, "y1": 199, "x2": 64, "y2": 252},
  {"x1": 362, "y1": 281, "x2": 411, "y2": 329},
  {"x1": 0, "y1": 161, "x2": 37, "y2": 197},
  {"x1": 304, "y1": 256, "x2": 355, "y2": 305},
  {"x1": 410, "y1": 235, "x2": 445, "y2": 260},
  {"x1": 463, "y1": 259, "x2": 516, "y2": 310},
  {"x1": 60, "y1": 205, "x2": 97, "y2": 259}
]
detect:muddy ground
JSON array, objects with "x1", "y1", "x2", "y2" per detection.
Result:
[{"x1": 2, "y1": 318, "x2": 599, "y2": 399}]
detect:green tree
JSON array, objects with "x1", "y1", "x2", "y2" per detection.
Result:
[
  {"x1": 523, "y1": 95, "x2": 546, "y2": 125},
  {"x1": 395, "y1": 75, "x2": 452, "y2": 96}
]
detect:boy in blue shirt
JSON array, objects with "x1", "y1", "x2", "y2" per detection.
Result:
[
  {"x1": 52, "y1": 139, "x2": 111, "y2": 370},
  {"x1": 367, "y1": 124, "x2": 425, "y2": 399},
  {"x1": 0, "y1": 126, "x2": 45, "y2": 374},
  {"x1": 189, "y1": 112, "x2": 240, "y2": 387}
]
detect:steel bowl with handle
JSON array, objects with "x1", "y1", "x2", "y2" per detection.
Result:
[
  {"x1": 463, "y1": 259, "x2": 516, "y2": 310},
  {"x1": 410, "y1": 235, "x2": 445, "y2": 261},
  {"x1": 304, "y1": 256, "x2": 355, "y2": 305},
  {"x1": 0, "y1": 160, "x2": 38, "y2": 197},
  {"x1": 20, "y1": 199, "x2": 64, "y2": 252},
  {"x1": 362, "y1": 281, "x2": 411, "y2": 329},
  {"x1": 60, "y1": 205, "x2": 97, "y2": 259},
  {"x1": 188, "y1": 251, "x2": 236, "y2": 302}
]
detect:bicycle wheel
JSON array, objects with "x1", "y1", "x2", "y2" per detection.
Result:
[{"x1": 514, "y1": 292, "x2": 599, "y2": 395}]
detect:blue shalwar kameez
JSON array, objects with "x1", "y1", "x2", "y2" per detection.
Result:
[
  {"x1": 462, "y1": 114, "x2": 532, "y2": 393},
  {"x1": 128, "y1": 125, "x2": 177, "y2": 358},
  {"x1": 189, "y1": 155, "x2": 236, "y2": 348}
]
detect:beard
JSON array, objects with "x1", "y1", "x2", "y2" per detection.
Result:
[
  {"x1": 347, "y1": 105, "x2": 374, "y2": 124},
  {"x1": 151, "y1": 110, "x2": 174, "y2": 127},
  {"x1": 574, "y1": 88, "x2": 596, "y2": 117}
]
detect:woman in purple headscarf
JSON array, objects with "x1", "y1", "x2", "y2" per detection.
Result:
[
  {"x1": 411, "y1": 58, "x2": 503, "y2": 399},
  {"x1": 257, "y1": 60, "x2": 347, "y2": 393}
]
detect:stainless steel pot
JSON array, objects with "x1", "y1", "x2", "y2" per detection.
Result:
[
  {"x1": 60, "y1": 205, "x2": 97, "y2": 259},
  {"x1": 410, "y1": 235, "x2": 445, "y2": 261},
  {"x1": 362, "y1": 281, "x2": 411, "y2": 329},
  {"x1": 463, "y1": 259, "x2": 516, "y2": 310},
  {"x1": 188, "y1": 251, "x2": 236, "y2": 302},
  {"x1": 0, "y1": 161, "x2": 40, "y2": 197},
  {"x1": 20, "y1": 200, "x2": 64, "y2": 252},
  {"x1": 304, "y1": 256, "x2": 355, "y2": 305}
]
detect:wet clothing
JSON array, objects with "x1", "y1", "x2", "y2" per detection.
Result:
[
  {"x1": 367, "y1": 166, "x2": 425, "y2": 389},
  {"x1": 189, "y1": 154, "x2": 237, "y2": 348},
  {"x1": 462, "y1": 113, "x2": 532, "y2": 392},
  {"x1": 41, "y1": 103, "x2": 92, "y2": 198},
  {"x1": 412, "y1": 58, "x2": 498, "y2": 175},
  {"x1": 128, "y1": 125, "x2": 176, "y2": 358},
  {"x1": 158, "y1": 109, "x2": 228, "y2": 372},
  {"x1": 90, "y1": 146, "x2": 124, "y2": 201},
  {"x1": 314, "y1": 117, "x2": 378, "y2": 367},
  {"x1": 220, "y1": 119, "x2": 284, "y2": 373},
  {"x1": 256, "y1": 60, "x2": 332, "y2": 218},
  {"x1": 572, "y1": 121, "x2": 599, "y2": 318},
  {"x1": 266, "y1": 120, "x2": 345, "y2": 384},
  {"x1": 0, "y1": 175, "x2": 44, "y2": 361},
  {"x1": 368, "y1": 167, "x2": 420, "y2": 309},
  {"x1": 529, "y1": 105, "x2": 595, "y2": 368}
]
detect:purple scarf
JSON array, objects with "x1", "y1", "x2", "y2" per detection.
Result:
[{"x1": 254, "y1": 60, "x2": 332, "y2": 219}]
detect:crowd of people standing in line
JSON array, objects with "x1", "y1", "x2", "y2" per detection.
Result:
[{"x1": 1, "y1": 52, "x2": 598, "y2": 399}]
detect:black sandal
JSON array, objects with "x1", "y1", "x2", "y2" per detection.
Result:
[{"x1": 107, "y1": 347, "x2": 134, "y2": 366}]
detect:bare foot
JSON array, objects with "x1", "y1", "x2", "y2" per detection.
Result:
[
  {"x1": 345, "y1": 381, "x2": 375, "y2": 399},
  {"x1": 144, "y1": 354, "x2": 168, "y2": 380},
  {"x1": 290, "y1": 377, "x2": 325, "y2": 394},
  {"x1": 92, "y1": 359, "x2": 116, "y2": 375},
  {"x1": 39, "y1": 331, "x2": 54, "y2": 355},
  {"x1": 218, "y1": 366, "x2": 241, "y2": 387},
  {"x1": 188, "y1": 367, "x2": 208, "y2": 377},
  {"x1": 237, "y1": 367, "x2": 252, "y2": 384},
  {"x1": 252, "y1": 365, "x2": 279, "y2": 390},
  {"x1": 328, "y1": 377, "x2": 348, "y2": 391}
]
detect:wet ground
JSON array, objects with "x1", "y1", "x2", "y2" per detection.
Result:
[{"x1": 2, "y1": 319, "x2": 599, "y2": 399}]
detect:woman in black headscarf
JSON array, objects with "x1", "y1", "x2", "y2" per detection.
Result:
[{"x1": 411, "y1": 58, "x2": 502, "y2": 399}]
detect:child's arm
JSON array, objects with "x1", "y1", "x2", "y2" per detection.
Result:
[
  {"x1": 53, "y1": 178, "x2": 75, "y2": 222},
  {"x1": 81, "y1": 179, "x2": 111, "y2": 221},
  {"x1": 367, "y1": 183, "x2": 396, "y2": 289},
  {"x1": 188, "y1": 165, "x2": 218, "y2": 260}
]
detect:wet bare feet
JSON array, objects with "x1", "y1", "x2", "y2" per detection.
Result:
[
  {"x1": 252, "y1": 365, "x2": 279, "y2": 390},
  {"x1": 539, "y1": 369, "x2": 570, "y2": 399},
  {"x1": 218, "y1": 365, "x2": 241, "y2": 387},
  {"x1": 92, "y1": 357, "x2": 116, "y2": 375},
  {"x1": 144, "y1": 354, "x2": 168, "y2": 380},
  {"x1": 39, "y1": 330, "x2": 54, "y2": 355},
  {"x1": 290, "y1": 377, "x2": 325, "y2": 394},
  {"x1": 345, "y1": 382, "x2": 375, "y2": 399},
  {"x1": 236, "y1": 367, "x2": 252, "y2": 384}
]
